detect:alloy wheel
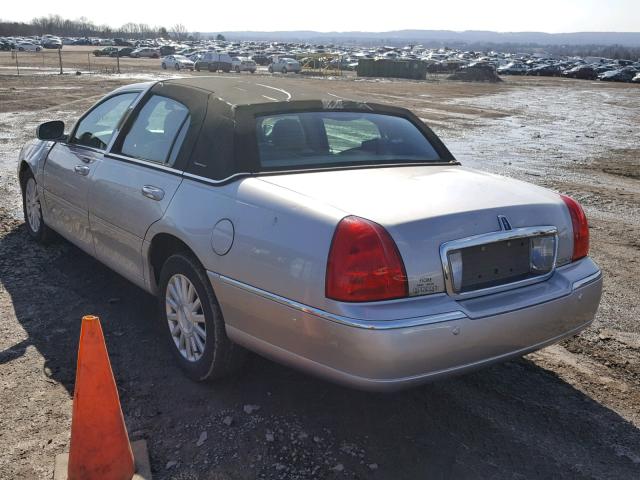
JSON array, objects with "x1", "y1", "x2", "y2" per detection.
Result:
[
  {"x1": 25, "y1": 178, "x2": 41, "y2": 233},
  {"x1": 165, "y1": 274, "x2": 206, "y2": 362}
]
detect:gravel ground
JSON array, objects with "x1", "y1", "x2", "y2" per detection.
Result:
[{"x1": 0, "y1": 72, "x2": 638, "y2": 479}]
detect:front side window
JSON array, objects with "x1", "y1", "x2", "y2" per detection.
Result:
[
  {"x1": 71, "y1": 92, "x2": 139, "y2": 150},
  {"x1": 119, "y1": 95, "x2": 190, "y2": 165},
  {"x1": 256, "y1": 111, "x2": 441, "y2": 169}
]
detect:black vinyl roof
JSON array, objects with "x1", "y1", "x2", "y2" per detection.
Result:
[{"x1": 144, "y1": 76, "x2": 455, "y2": 182}]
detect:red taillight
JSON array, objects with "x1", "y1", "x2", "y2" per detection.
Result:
[
  {"x1": 326, "y1": 216, "x2": 408, "y2": 302},
  {"x1": 561, "y1": 194, "x2": 589, "y2": 261}
]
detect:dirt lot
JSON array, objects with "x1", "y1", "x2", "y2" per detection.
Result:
[{"x1": 0, "y1": 71, "x2": 639, "y2": 479}]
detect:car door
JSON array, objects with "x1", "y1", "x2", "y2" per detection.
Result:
[
  {"x1": 88, "y1": 87, "x2": 207, "y2": 288},
  {"x1": 42, "y1": 91, "x2": 140, "y2": 254}
]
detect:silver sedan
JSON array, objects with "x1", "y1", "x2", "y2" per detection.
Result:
[{"x1": 18, "y1": 77, "x2": 602, "y2": 391}]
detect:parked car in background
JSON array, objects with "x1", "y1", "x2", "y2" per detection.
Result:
[
  {"x1": 162, "y1": 55, "x2": 195, "y2": 70},
  {"x1": 526, "y1": 64, "x2": 562, "y2": 76},
  {"x1": 599, "y1": 67, "x2": 638, "y2": 82},
  {"x1": 41, "y1": 35, "x2": 62, "y2": 49},
  {"x1": 195, "y1": 52, "x2": 232, "y2": 72},
  {"x1": 110, "y1": 47, "x2": 135, "y2": 57},
  {"x1": 131, "y1": 47, "x2": 160, "y2": 59},
  {"x1": 16, "y1": 42, "x2": 42, "y2": 52},
  {"x1": 594, "y1": 64, "x2": 618, "y2": 74},
  {"x1": 251, "y1": 54, "x2": 270, "y2": 66},
  {"x1": 93, "y1": 46, "x2": 118, "y2": 57},
  {"x1": 562, "y1": 65, "x2": 598, "y2": 80},
  {"x1": 159, "y1": 45, "x2": 177, "y2": 56},
  {"x1": 18, "y1": 77, "x2": 602, "y2": 391},
  {"x1": 231, "y1": 56, "x2": 257, "y2": 73},
  {"x1": 268, "y1": 57, "x2": 301, "y2": 73},
  {"x1": 114, "y1": 38, "x2": 133, "y2": 47},
  {"x1": 497, "y1": 62, "x2": 528, "y2": 75}
]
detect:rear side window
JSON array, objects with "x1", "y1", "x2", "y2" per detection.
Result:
[
  {"x1": 119, "y1": 95, "x2": 190, "y2": 165},
  {"x1": 256, "y1": 111, "x2": 441, "y2": 170},
  {"x1": 71, "y1": 92, "x2": 139, "y2": 150}
]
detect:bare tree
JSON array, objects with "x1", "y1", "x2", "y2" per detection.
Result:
[{"x1": 172, "y1": 24, "x2": 188, "y2": 41}]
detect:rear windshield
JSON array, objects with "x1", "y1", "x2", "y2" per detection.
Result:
[{"x1": 255, "y1": 111, "x2": 441, "y2": 169}]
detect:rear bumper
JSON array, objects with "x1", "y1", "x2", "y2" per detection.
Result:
[{"x1": 210, "y1": 259, "x2": 602, "y2": 391}]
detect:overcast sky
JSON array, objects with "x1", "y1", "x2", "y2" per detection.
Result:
[{"x1": 3, "y1": 0, "x2": 639, "y2": 33}]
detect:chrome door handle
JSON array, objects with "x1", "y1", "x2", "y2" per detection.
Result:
[
  {"x1": 74, "y1": 165, "x2": 90, "y2": 176},
  {"x1": 141, "y1": 185, "x2": 165, "y2": 201}
]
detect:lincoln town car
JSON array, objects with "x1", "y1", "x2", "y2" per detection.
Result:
[{"x1": 18, "y1": 77, "x2": 602, "y2": 391}]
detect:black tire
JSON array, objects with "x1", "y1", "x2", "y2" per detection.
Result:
[
  {"x1": 21, "y1": 169, "x2": 53, "y2": 244},
  {"x1": 158, "y1": 253, "x2": 246, "y2": 381}
]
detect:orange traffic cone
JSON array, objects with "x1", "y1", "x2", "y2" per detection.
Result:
[{"x1": 67, "y1": 315, "x2": 135, "y2": 480}]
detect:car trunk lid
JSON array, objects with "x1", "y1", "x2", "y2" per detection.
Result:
[{"x1": 258, "y1": 165, "x2": 573, "y2": 297}]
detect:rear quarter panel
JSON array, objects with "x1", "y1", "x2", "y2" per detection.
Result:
[{"x1": 145, "y1": 177, "x2": 345, "y2": 307}]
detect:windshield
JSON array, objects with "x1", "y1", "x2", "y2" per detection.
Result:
[{"x1": 255, "y1": 111, "x2": 442, "y2": 170}]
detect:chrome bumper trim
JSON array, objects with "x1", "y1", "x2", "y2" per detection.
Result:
[
  {"x1": 572, "y1": 270, "x2": 602, "y2": 291},
  {"x1": 210, "y1": 273, "x2": 468, "y2": 330}
]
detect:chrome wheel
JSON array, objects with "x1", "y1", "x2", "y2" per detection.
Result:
[
  {"x1": 25, "y1": 178, "x2": 41, "y2": 233},
  {"x1": 166, "y1": 274, "x2": 206, "y2": 362}
]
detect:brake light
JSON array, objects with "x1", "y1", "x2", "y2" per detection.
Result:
[
  {"x1": 561, "y1": 194, "x2": 589, "y2": 261},
  {"x1": 326, "y1": 216, "x2": 408, "y2": 302}
]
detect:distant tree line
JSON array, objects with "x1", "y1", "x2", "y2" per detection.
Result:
[{"x1": 0, "y1": 15, "x2": 196, "y2": 41}]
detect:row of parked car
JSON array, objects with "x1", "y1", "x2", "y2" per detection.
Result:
[
  {"x1": 163, "y1": 52, "x2": 301, "y2": 73},
  {"x1": 4, "y1": 33, "x2": 639, "y2": 83},
  {"x1": 0, "y1": 34, "x2": 63, "y2": 51},
  {"x1": 497, "y1": 60, "x2": 640, "y2": 82},
  {"x1": 93, "y1": 46, "x2": 160, "y2": 58},
  {"x1": 91, "y1": 45, "x2": 302, "y2": 73}
]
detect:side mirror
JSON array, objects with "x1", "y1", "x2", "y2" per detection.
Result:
[{"x1": 37, "y1": 120, "x2": 65, "y2": 141}]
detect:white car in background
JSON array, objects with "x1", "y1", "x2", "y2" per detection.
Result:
[
  {"x1": 16, "y1": 42, "x2": 42, "y2": 52},
  {"x1": 231, "y1": 57, "x2": 257, "y2": 73},
  {"x1": 162, "y1": 55, "x2": 195, "y2": 71},
  {"x1": 268, "y1": 57, "x2": 301, "y2": 73}
]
